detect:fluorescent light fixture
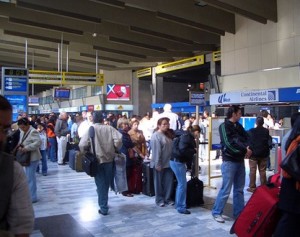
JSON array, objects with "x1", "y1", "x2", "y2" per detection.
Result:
[{"x1": 262, "y1": 67, "x2": 282, "y2": 71}]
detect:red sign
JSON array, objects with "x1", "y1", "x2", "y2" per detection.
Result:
[
  {"x1": 87, "y1": 105, "x2": 94, "y2": 111},
  {"x1": 106, "y1": 84, "x2": 130, "y2": 101}
]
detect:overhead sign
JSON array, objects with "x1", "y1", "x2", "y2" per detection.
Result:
[
  {"x1": 279, "y1": 87, "x2": 300, "y2": 102},
  {"x1": 28, "y1": 96, "x2": 39, "y2": 106},
  {"x1": 137, "y1": 67, "x2": 152, "y2": 78},
  {"x1": 29, "y1": 70, "x2": 104, "y2": 86},
  {"x1": 105, "y1": 104, "x2": 133, "y2": 111},
  {"x1": 2, "y1": 67, "x2": 28, "y2": 120},
  {"x1": 4, "y1": 77, "x2": 28, "y2": 92},
  {"x1": 156, "y1": 55, "x2": 204, "y2": 74},
  {"x1": 106, "y1": 84, "x2": 131, "y2": 101},
  {"x1": 210, "y1": 89, "x2": 279, "y2": 105},
  {"x1": 212, "y1": 51, "x2": 221, "y2": 62},
  {"x1": 189, "y1": 91, "x2": 206, "y2": 106}
]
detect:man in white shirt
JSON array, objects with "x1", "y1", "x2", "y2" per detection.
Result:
[{"x1": 156, "y1": 104, "x2": 180, "y2": 131}]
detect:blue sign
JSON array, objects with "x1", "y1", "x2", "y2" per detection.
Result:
[
  {"x1": 279, "y1": 87, "x2": 300, "y2": 102},
  {"x1": 4, "y1": 77, "x2": 27, "y2": 92},
  {"x1": 5, "y1": 95, "x2": 27, "y2": 122},
  {"x1": 80, "y1": 106, "x2": 87, "y2": 112}
]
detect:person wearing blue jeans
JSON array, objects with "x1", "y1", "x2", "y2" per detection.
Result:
[
  {"x1": 170, "y1": 160, "x2": 188, "y2": 213},
  {"x1": 79, "y1": 111, "x2": 122, "y2": 215},
  {"x1": 48, "y1": 137, "x2": 57, "y2": 162},
  {"x1": 94, "y1": 162, "x2": 113, "y2": 215},
  {"x1": 212, "y1": 161, "x2": 245, "y2": 219},
  {"x1": 212, "y1": 105, "x2": 252, "y2": 223},
  {"x1": 170, "y1": 125, "x2": 200, "y2": 214},
  {"x1": 17, "y1": 117, "x2": 42, "y2": 203},
  {"x1": 25, "y1": 160, "x2": 40, "y2": 203},
  {"x1": 37, "y1": 123, "x2": 48, "y2": 176}
]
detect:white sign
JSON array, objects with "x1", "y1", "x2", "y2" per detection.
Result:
[{"x1": 210, "y1": 89, "x2": 279, "y2": 105}]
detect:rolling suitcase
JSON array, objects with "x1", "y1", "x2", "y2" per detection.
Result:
[
  {"x1": 230, "y1": 184, "x2": 281, "y2": 237},
  {"x1": 68, "y1": 149, "x2": 77, "y2": 170},
  {"x1": 186, "y1": 176, "x2": 204, "y2": 207},
  {"x1": 142, "y1": 162, "x2": 155, "y2": 196},
  {"x1": 75, "y1": 151, "x2": 83, "y2": 172},
  {"x1": 128, "y1": 164, "x2": 143, "y2": 194}
]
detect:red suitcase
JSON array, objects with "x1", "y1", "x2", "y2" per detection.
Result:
[
  {"x1": 230, "y1": 184, "x2": 281, "y2": 237},
  {"x1": 127, "y1": 164, "x2": 143, "y2": 194}
]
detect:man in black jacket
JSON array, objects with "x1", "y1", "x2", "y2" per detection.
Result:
[
  {"x1": 247, "y1": 116, "x2": 270, "y2": 192},
  {"x1": 212, "y1": 105, "x2": 252, "y2": 223}
]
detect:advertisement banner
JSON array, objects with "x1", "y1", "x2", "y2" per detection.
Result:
[
  {"x1": 5, "y1": 95, "x2": 27, "y2": 122},
  {"x1": 107, "y1": 84, "x2": 130, "y2": 101}
]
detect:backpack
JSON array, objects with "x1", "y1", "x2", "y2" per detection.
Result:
[{"x1": 172, "y1": 133, "x2": 195, "y2": 163}]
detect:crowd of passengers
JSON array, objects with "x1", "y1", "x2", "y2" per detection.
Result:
[
  {"x1": 2, "y1": 92, "x2": 299, "y2": 237},
  {"x1": 5, "y1": 106, "x2": 209, "y2": 212}
]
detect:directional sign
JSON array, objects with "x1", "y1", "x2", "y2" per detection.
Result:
[
  {"x1": 4, "y1": 77, "x2": 28, "y2": 92},
  {"x1": 189, "y1": 91, "x2": 206, "y2": 106}
]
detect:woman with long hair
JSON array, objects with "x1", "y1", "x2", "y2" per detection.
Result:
[{"x1": 150, "y1": 117, "x2": 174, "y2": 207}]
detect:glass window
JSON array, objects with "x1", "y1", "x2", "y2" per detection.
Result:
[
  {"x1": 73, "y1": 87, "x2": 87, "y2": 100},
  {"x1": 91, "y1": 86, "x2": 102, "y2": 96}
]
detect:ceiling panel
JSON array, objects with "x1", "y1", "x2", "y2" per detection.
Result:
[{"x1": 0, "y1": 0, "x2": 276, "y2": 77}]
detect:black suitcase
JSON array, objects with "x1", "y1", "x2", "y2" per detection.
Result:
[
  {"x1": 186, "y1": 176, "x2": 204, "y2": 207},
  {"x1": 142, "y1": 162, "x2": 155, "y2": 196}
]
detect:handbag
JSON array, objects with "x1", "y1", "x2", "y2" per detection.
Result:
[
  {"x1": 113, "y1": 152, "x2": 128, "y2": 193},
  {"x1": 15, "y1": 149, "x2": 31, "y2": 166},
  {"x1": 280, "y1": 144, "x2": 300, "y2": 182},
  {"x1": 15, "y1": 130, "x2": 31, "y2": 167},
  {"x1": 82, "y1": 126, "x2": 98, "y2": 177}
]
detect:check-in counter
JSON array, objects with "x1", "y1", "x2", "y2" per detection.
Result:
[
  {"x1": 269, "y1": 128, "x2": 289, "y2": 145},
  {"x1": 269, "y1": 128, "x2": 289, "y2": 171}
]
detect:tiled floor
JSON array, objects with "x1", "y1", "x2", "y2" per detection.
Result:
[{"x1": 31, "y1": 151, "x2": 275, "y2": 237}]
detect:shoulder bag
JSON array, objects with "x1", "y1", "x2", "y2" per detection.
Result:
[
  {"x1": 15, "y1": 130, "x2": 31, "y2": 166},
  {"x1": 82, "y1": 126, "x2": 99, "y2": 177}
]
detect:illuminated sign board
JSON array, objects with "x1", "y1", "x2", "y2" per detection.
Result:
[
  {"x1": 106, "y1": 84, "x2": 131, "y2": 101},
  {"x1": 2, "y1": 67, "x2": 28, "y2": 120},
  {"x1": 5, "y1": 95, "x2": 27, "y2": 122}
]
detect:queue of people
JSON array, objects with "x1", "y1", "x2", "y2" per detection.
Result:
[{"x1": 1, "y1": 98, "x2": 299, "y2": 236}]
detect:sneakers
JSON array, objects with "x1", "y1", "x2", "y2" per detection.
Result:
[
  {"x1": 167, "y1": 201, "x2": 175, "y2": 206},
  {"x1": 213, "y1": 214, "x2": 225, "y2": 223},
  {"x1": 158, "y1": 203, "x2": 165, "y2": 207}
]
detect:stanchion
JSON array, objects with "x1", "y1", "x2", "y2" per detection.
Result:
[{"x1": 205, "y1": 117, "x2": 222, "y2": 189}]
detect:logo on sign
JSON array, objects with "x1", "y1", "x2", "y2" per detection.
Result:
[
  {"x1": 268, "y1": 90, "x2": 276, "y2": 101},
  {"x1": 218, "y1": 93, "x2": 230, "y2": 103},
  {"x1": 296, "y1": 89, "x2": 300, "y2": 93}
]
